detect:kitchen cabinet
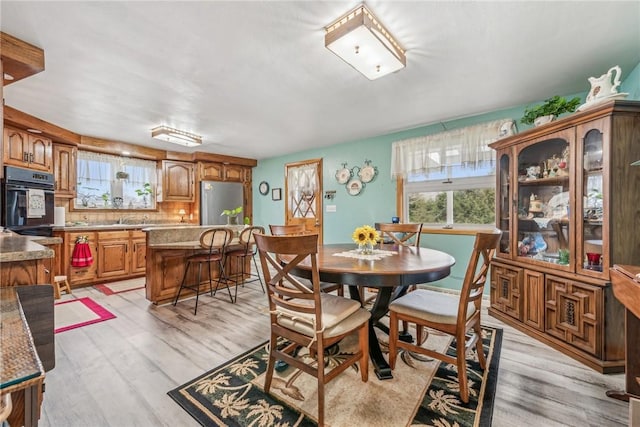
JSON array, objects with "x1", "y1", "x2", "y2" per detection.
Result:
[
  {"x1": 488, "y1": 100, "x2": 640, "y2": 373},
  {"x1": 57, "y1": 228, "x2": 147, "y2": 286},
  {"x1": 162, "y1": 160, "x2": 195, "y2": 201},
  {"x1": 97, "y1": 230, "x2": 130, "y2": 278},
  {"x1": 53, "y1": 143, "x2": 77, "y2": 198},
  {"x1": 130, "y1": 230, "x2": 146, "y2": 274},
  {"x1": 199, "y1": 161, "x2": 246, "y2": 182},
  {"x1": 3, "y1": 126, "x2": 53, "y2": 172}
]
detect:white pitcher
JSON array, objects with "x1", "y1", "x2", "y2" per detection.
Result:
[{"x1": 586, "y1": 66, "x2": 622, "y2": 103}]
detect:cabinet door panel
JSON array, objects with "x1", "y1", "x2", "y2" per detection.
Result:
[
  {"x1": 53, "y1": 144, "x2": 77, "y2": 197},
  {"x1": 490, "y1": 263, "x2": 523, "y2": 321},
  {"x1": 523, "y1": 269, "x2": 544, "y2": 330},
  {"x1": 97, "y1": 242, "x2": 129, "y2": 277},
  {"x1": 4, "y1": 127, "x2": 29, "y2": 165},
  {"x1": 131, "y1": 239, "x2": 146, "y2": 273},
  {"x1": 28, "y1": 135, "x2": 53, "y2": 172},
  {"x1": 162, "y1": 160, "x2": 194, "y2": 201},
  {"x1": 545, "y1": 275, "x2": 601, "y2": 357}
]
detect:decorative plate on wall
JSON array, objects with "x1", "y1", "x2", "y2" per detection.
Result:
[
  {"x1": 335, "y1": 164, "x2": 351, "y2": 184},
  {"x1": 358, "y1": 163, "x2": 377, "y2": 183},
  {"x1": 347, "y1": 178, "x2": 363, "y2": 196}
]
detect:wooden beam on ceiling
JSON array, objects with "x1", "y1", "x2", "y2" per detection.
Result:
[{"x1": 4, "y1": 105, "x2": 81, "y2": 145}]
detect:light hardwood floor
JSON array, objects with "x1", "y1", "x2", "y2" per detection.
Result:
[{"x1": 41, "y1": 280, "x2": 629, "y2": 426}]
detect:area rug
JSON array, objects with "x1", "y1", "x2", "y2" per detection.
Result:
[
  {"x1": 54, "y1": 297, "x2": 116, "y2": 333},
  {"x1": 94, "y1": 277, "x2": 145, "y2": 295},
  {"x1": 168, "y1": 326, "x2": 502, "y2": 427}
]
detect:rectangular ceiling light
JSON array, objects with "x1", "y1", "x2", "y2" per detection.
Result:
[
  {"x1": 151, "y1": 125, "x2": 202, "y2": 147},
  {"x1": 325, "y1": 4, "x2": 406, "y2": 80}
]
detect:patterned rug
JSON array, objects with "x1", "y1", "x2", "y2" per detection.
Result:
[
  {"x1": 168, "y1": 326, "x2": 502, "y2": 426},
  {"x1": 54, "y1": 297, "x2": 116, "y2": 333},
  {"x1": 94, "y1": 277, "x2": 145, "y2": 295}
]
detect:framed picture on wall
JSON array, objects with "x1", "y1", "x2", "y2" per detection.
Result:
[{"x1": 272, "y1": 188, "x2": 282, "y2": 201}]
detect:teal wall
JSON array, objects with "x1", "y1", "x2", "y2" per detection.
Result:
[{"x1": 252, "y1": 61, "x2": 640, "y2": 292}]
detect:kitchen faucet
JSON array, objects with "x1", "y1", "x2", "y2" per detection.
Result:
[{"x1": 117, "y1": 215, "x2": 136, "y2": 224}]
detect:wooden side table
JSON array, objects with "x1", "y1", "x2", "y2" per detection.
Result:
[{"x1": 607, "y1": 265, "x2": 640, "y2": 401}]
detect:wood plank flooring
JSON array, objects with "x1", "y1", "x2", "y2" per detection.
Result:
[{"x1": 41, "y1": 280, "x2": 629, "y2": 426}]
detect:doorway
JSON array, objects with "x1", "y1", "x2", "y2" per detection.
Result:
[{"x1": 285, "y1": 158, "x2": 323, "y2": 244}]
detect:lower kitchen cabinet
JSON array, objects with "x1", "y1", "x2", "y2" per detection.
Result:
[{"x1": 56, "y1": 228, "x2": 147, "y2": 287}]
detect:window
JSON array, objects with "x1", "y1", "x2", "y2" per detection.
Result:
[
  {"x1": 392, "y1": 119, "x2": 513, "y2": 226},
  {"x1": 75, "y1": 151, "x2": 157, "y2": 210}
]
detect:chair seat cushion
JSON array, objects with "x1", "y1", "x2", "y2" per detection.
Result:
[
  {"x1": 389, "y1": 289, "x2": 476, "y2": 325},
  {"x1": 276, "y1": 294, "x2": 370, "y2": 338}
]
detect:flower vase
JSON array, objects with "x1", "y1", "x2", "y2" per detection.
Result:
[
  {"x1": 227, "y1": 215, "x2": 238, "y2": 225},
  {"x1": 358, "y1": 242, "x2": 374, "y2": 255}
]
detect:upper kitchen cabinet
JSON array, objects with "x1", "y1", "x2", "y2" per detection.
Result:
[
  {"x1": 3, "y1": 126, "x2": 53, "y2": 172},
  {"x1": 162, "y1": 160, "x2": 195, "y2": 201},
  {"x1": 53, "y1": 143, "x2": 77, "y2": 198},
  {"x1": 199, "y1": 162, "x2": 246, "y2": 182}
]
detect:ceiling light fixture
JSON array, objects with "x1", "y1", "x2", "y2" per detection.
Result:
[
  {"x1": 325, "y1": 3, "x2": 406, "y2": 80},
  {"x1": 151, "y1": 125, "x2": 202, "y2": 147}
]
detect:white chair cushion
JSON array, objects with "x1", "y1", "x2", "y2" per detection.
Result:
[
  {"x1": 389, "y1": 289, "x2": 476, "y2": 325},
  {"x1": 276, "y1": 293, "x2": 370, "y2": 338}
]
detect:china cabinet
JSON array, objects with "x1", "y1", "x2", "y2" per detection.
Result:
[{"x1": 489, "y1": 100, "x2": 640, "y2": 373}]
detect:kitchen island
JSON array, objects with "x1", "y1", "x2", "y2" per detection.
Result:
[
  {"x1": 0, "y1": 231, "x2": 59, "y2": 287},
  {"x1": 144, "y1": 225, "x2": 246, "y2": 305}
]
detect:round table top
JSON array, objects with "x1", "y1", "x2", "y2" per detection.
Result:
[{"x1": 288, "y1": 243, "x2": 456, "y2": 288}]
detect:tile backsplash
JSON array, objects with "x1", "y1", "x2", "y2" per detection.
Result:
[{"x1": 58, "y1": 200, "x2": 193, "y2": 225}]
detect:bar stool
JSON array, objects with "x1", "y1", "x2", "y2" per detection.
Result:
[
  {"x1": 53, "y1": 275, "x2": 72, "y2": 299},
  {"x1": 225, "y1": 226, "x2": 265, "y2": 301},
  {"x1": 173, "y1": 228, "x2": 233, "y2": 314}
]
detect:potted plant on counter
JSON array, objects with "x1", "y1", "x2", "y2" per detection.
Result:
[
  {"x1": 135, "y1": 183, "x2": 153, "y2": 208},
  {"x1": 221, "y1": 206, "x2": 243, "y2": 225},
  {"x1": 521, "y1": 95, "x2": 581, "y2": 126}
]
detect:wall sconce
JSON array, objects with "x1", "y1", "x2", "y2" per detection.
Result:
[
  {"x1": 178, "y1": 209, "x2": 187, "y2": 223},
  {"x1": 324, "y1": 4, "x2": 406, "y2": 80},
  {"x1": 324, "y1": 190, "x2": 336, "y2": 200}
]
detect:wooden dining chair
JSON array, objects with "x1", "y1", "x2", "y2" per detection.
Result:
[
  {"x1": 225, "y1": 226, "x2": 266, "y2": 301},
  {"x1": 388, "y1": 230, "x2": 501, "y2": 403},
  {"x1": 378, "y1": 222, "x2": 423, "y2": 247},
  {"x1": 269, "y1": 224, "x2": 343, "y2": 296},
  {"x1": 254, "y1": 233, "x2": 370, "y2": 426},
  {"x1": 173, "y1": 227, "x2": 234, "y2": 313},
  {"x1": 268, "y1": 223, "x2": 307, "y2": 236}
]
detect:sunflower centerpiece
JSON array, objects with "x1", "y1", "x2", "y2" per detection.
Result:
[{"x1": 352, "y1": 225, "x2": 380, "y2": 255}]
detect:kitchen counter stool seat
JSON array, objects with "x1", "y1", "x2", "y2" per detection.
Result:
[
  {"x1": 173, "y1": 228, "x2": 234, "y2": 314},
  {"x1": 53, "y1": 275, "x2": 72, "y2": 299}
]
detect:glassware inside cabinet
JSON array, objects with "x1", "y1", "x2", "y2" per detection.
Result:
[
  {"x1": 515, "y1": 138, "x2": 570, "y2": 265},
  {"x1": 497, "y1": 153, "x2": 510, "y2": 255},
  {"x1": 582, "y1": 129, "x2": 604, "y2": 272}
]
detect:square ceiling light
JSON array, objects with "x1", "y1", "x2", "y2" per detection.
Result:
[
  {"x1": 325, "y1": 4, "x2": 406, "y2": 80},
  {"x1": 151, "y1": 125, "x2": 202, "y2": 147}
]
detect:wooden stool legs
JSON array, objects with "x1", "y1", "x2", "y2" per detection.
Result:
[{"x1": 53, "y1": 275, "x2": 72, "y2": 299}]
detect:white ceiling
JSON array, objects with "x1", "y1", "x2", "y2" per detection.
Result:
[{"x1": 2, "y1": 1, "x2": 639, "y2": 160}]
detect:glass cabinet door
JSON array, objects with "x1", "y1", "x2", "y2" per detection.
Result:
[
  {"x1": 497, "y1": 152, "x2": 511, "y2": 257},
  {"x1": 577, "y1": 119, "x2": 607, "y2": 277},
  {"x1": 514, "y1": 131, "x2": 573, "y2": 268}
]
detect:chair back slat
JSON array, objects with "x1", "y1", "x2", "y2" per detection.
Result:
[
  {"x1": 239, "y1": 225, "x2": 265, "y2": 255},
  {"x1": 199, "y1": 228, "x2": 233, "y2": 252},
  {"x1": 458, "y1": 230, "x2": 501, "y2": 319},
  {"x1": 378, "y1": 223, "x2": 423, "y2": 247},
  {"x1": 255, "y1": 233, "x2": 323, "y2": 327},
  {"x1": 269, "y1": 224, "x2": 307, "y2": 236}
]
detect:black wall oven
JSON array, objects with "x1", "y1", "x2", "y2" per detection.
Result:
[{"x1": 2, "y1": 166, "x2": 55, "y2": 236}]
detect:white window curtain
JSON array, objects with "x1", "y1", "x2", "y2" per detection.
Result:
[
  {"x1": 391, "y1": 119, "x2": 515, "y2": 179},
  {"x1": 76, "y1": 151, "x2": 157, "y2": 208}
]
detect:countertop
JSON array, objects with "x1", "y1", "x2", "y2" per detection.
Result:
[
  {"x1": 52, "y1": 223, "x2": 190, "y2": 232},
  {"x1": 0, "y1": 231, "x2": 56, "y2": 262}
]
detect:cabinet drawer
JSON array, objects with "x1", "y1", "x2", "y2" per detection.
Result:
[
  {"x1": 98, "y1": 231, "x2": 130, "y2": 241},
  {"x1": 130, "y1": 230, "x2": 146, "y2": 240}
]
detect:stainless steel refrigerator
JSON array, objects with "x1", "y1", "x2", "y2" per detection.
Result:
[{"x1": 200, "y1": 181, "x2": 244, "y2": 225}]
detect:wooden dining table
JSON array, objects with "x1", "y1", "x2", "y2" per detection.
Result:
[{"x1": 286, "y1": 243, "x2": 456, "y2": 380}]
